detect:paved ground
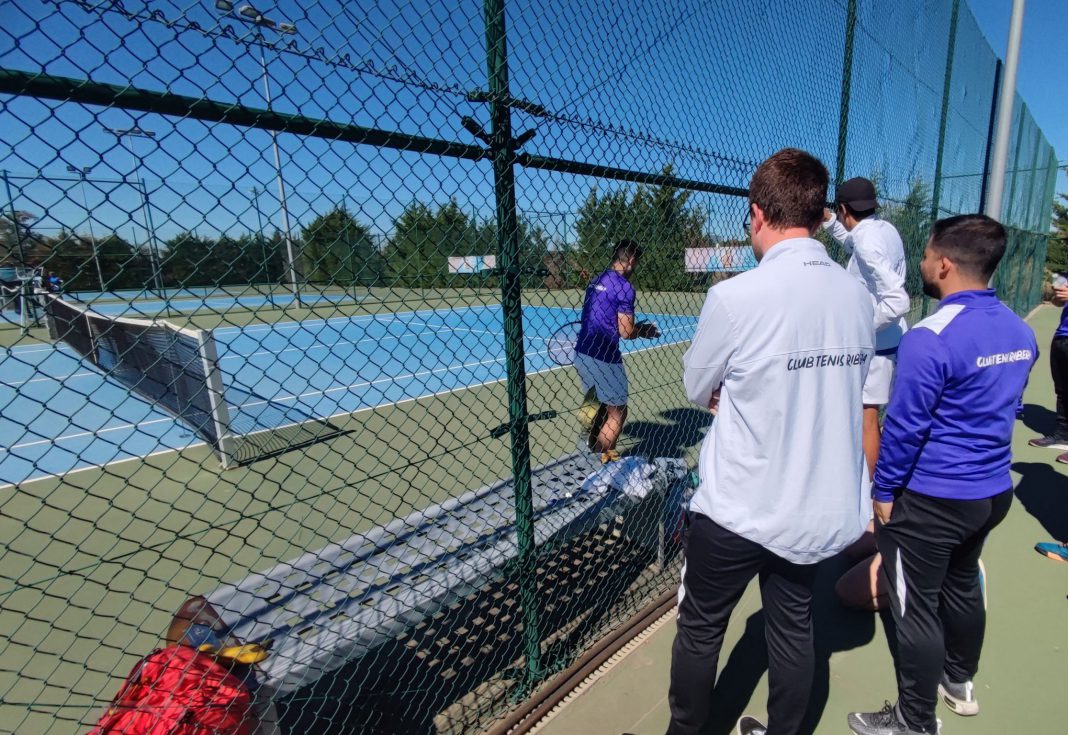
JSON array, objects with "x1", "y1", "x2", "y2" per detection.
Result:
[{"x1": 533, "y1": 304, "x2": 1068, "y2": 735}]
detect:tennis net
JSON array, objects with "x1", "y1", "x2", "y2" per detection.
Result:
[{"x1": 44, "y1": 296, "x2": 345, "y2": 467}]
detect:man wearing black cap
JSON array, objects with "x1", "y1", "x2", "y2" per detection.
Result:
[{"x1": 824, "y1": 177, "x2": 910, "y2": 611}]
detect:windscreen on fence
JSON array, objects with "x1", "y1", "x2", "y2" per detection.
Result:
[{"x1": 0, "y1": 1, "x2": 1059, "y2": 733}]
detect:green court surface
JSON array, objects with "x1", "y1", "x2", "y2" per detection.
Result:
[
  {"x1": 531, "y1": 304, "x2": 1068, "y2": 735},
  {"x1": 0, "y1": 288, "x2": 703, "y2": 734}
]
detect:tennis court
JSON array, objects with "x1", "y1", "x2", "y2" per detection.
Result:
[{"x1": 0, "y1": 304, "x2": 699, "y2": 487}]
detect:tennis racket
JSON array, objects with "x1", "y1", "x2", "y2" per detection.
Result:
[{"x1": 547, "y1": 320, "x2": 582, "y2": 366}]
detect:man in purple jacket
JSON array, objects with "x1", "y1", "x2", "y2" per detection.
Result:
[{"x1": 848, "y1": 215, "x2": 1037, "y2": 735}]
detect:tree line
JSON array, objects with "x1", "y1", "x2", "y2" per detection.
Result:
[{"x1": 0, "y1": 172, "x2": 994, "y2": 296}]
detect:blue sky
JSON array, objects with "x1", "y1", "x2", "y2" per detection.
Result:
[
  {"x1": 0, "y1": 0, "x2": 1061, "y2": 252},
  {"x1": 967, "y1": 0, "x2": 1066, "y2": 197}
]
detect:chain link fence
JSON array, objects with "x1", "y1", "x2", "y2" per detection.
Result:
[{"x1": 0, "y1": 0, "x2": 1059, "y2": 733}]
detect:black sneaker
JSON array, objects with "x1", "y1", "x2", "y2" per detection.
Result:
[
  {"x1": 735, "y1": 715, "x2": 767, "y2": 735},
  {"x1": 1028, "y1": 435, "x2": 1068, "y2": 450},
  {"x1": 938, "y1": 674, "x2": 979, "y2": 716},
  {"x1": 847, "y1": 701, "x2": 940, "y2": 734}
]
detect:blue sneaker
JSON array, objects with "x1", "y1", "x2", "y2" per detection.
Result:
[{"x1": 1035, "y1": 541, "x2": 1068, "y2": 563}]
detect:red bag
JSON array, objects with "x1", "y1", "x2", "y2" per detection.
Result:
[{"x1": 89, "y1": 645, "x2": 254, "y2": 735}]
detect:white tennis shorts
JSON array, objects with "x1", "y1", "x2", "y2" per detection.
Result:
[
  {"x1": 863, "y1": 353, "x2": 896, "y2": 406},
  {"x1": 574, "y1": 353, "x2": 629, "y2": 407}
]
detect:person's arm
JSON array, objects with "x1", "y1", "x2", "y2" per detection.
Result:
[
  {"x1": 618, "y1": 312, "x2": 659, "y2": 339},
  {"x1": 852, "y1": 231, "x2": 910, "y2": 332},
  {"x1": 682, "y1": 289, "x2": 736, "y2": 410},
  {"x1": 615, "y1": 280, "x2": 657, "y2": 339},
  {"x1": 823, "y1": 209, "x2": 851, "y2": 249},
  {"x1": 872, "y1": 329, "x2": 948, "y2": 511}
]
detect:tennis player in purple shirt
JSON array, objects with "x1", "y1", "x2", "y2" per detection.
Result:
[{"x1": 575, "y1": 239, "x2": 659, "y2": 463}]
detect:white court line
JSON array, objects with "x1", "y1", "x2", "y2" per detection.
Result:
[
  {"x1": 0, "y1": 416, "x2": 177, "y2": 453},
  {"x1": 2, "y1": 334, "x2": 692, "y2": 489}
]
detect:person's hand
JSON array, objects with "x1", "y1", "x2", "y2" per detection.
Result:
[
  {"x1": 823, "y1": 207, "x2": 833, "y2": 223},
  {"x1": 873, "y1": 499, "x2": 893, "y2": 526},
  {"x1": 1053, "y1": 285, "x2": 1068, "y2": 306},
  {"x1": 708, "y1": 389, "x2": 721, "y2": 416},
  {"x1": 636, "y1": 321, "x2": 660, "y2": 339}
]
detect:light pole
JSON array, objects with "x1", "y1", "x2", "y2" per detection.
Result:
[
  {"x1": 105, "y1": 125, "x2": 166, "y2": 296},
  {"x1": 67, "y1": 165, "x2": 108, "y2": 293},
  {"x1": 250, "y1": 185, "x2": 275, "y2": 306},
  {"x1": 215, "y1": 1, "x2": 301, "y2": 305}
]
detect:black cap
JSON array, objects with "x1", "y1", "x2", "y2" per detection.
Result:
[{"x1": 835, "y1": 177, "x2": 878, "y2": 210}]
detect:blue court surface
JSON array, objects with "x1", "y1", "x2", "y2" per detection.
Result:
[{"x1": 0, "y1": 305, "x2": 698, "y2": 486}]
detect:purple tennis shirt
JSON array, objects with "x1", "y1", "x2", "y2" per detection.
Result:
[{"x1": 575, "y1": 269, "x2": 635, "y2": 364}]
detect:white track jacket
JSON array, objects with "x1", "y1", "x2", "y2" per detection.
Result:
[
  {"x1": 682, "y1": 238, "x2": 875, "y2": 564},
  {"x1": 824, "y1": 213, "x2": 909, "y2": 353}
]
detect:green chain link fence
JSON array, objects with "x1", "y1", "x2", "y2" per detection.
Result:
[{"x1": 0, "y1": 0, "x2": 1058, "y2": 733}]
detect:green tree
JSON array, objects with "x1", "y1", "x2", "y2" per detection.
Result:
[
  {"x1": 572, "y1": 166, "x2": 706, "y2": 291},
  {"x1": 1046, "y1": 186, "x2": 1068, "y2": 276},
  {"x1": 163, "y1": 231, "x2": 216, "y2": 288},
  {"x1": 301, "y1": 205, "x2": 379, "y2": 286},
  {"x1": 386, "y1": 200, "x2": 479, "y2": 287}
]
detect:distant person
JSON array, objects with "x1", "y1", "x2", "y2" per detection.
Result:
[
  {"x1": 823, "y1": 177, "x2": 910, "y2": 611},
  {"x1": 574, "y1": 239, "x2": 659, "y2": 464},
  {"x1": 47, "y1": 272, "x2": 62, "y2": 293},
  {"x1": 669, "y1": 148, "x2": 873, "y2": 735},
  {"x1": 847, "y1": 215, "x2": 1037, "y2": 735},
  {"x1": 1026, "y1": 273, "x2": 1068, "y2": 462}
]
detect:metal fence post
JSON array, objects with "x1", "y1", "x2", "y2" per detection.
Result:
[
  {"x1": 979, "y1": 60, "x2": 1003, "y2": 213},
  {"x1": 484, "y1": 0, "x2": 541, "y2": 688},
  {"x1": 834, "y1": 0, "x2": 858, "y2": 187},
  {"x1": 923, "y1": 0, "x2": 960, "y2": 319}
]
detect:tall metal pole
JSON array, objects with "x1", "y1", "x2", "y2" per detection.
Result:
[
  {"x1": 70, "y1": 167, "x2": 107, "y2": 292},
  {"x1": 257, "y1": 28, "x2": 301, "y2": 305},
  {"x1": 3, "y1": 169, "x2": 34, "y2": 333},
  {"x1": 484, "y1": 0, "x2": 540, "y2": 687},
  {"x1": 979, "y1": 60, "x2": 1003, "y2": 213},
  {"x1": 929, "y1": 0, "x2": 960, "y2": 225},
  {"x1": 834, "y1": 0, "x2": 858, "y2": 187},
  {"x1": 2, "y1": 169, "x2": 27, "y2": 265},
  {"x1": 251, "y1": 185, "x2": 274, "y2": 305},
  {"x1": 921, "y1": 0, "x2": 960, "y2": 319},
  {"x1": 984, "y1": 0, "x2": 1026, "y2": 221}
]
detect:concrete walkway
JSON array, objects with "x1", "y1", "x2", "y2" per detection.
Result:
[{"x1": 532, "y1": 304, "x2": 1067, "y2": 735}]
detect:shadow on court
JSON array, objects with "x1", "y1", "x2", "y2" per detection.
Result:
[
  {"x1": 1012, "y1": 461, "x2": 1068, "y2": 541},
  {"x1": 700, "y1": 555, "x2": 878, "y2": 735},
  {"x1": 624, "y1": 407, "x2": 711, "y2": 459},
  {"x1": 1019, "y1": 403, "x2": 1058, "y2": 438}
]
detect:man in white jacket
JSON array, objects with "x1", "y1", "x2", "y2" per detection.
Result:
[
  {"x1": 823, "y1": 177, "x2": 911, "y2": 612},
  {"x1": 823, "y1": 177, "x2": 910, "y2": 474},
  {"x1": 668, "y1": 149, "x2": 874, "y2": 735}
]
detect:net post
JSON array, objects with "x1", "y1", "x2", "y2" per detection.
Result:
[{"x1": 196, "y1": 329, "x2": 236, "y2": 469}]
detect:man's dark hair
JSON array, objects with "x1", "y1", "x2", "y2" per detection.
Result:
[
  {"x1": 613, "y1": 239, "x2": 643, "y2": 263},
  {"x1": 748, "y1": 148, "x2": 829, "y2": 231},
  {"x1": 929, "y1": 214, "x2": 1006, "y2": 281},
  {"x1": 840, "y1": 203, "x2": 877, "y2": 221}
]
